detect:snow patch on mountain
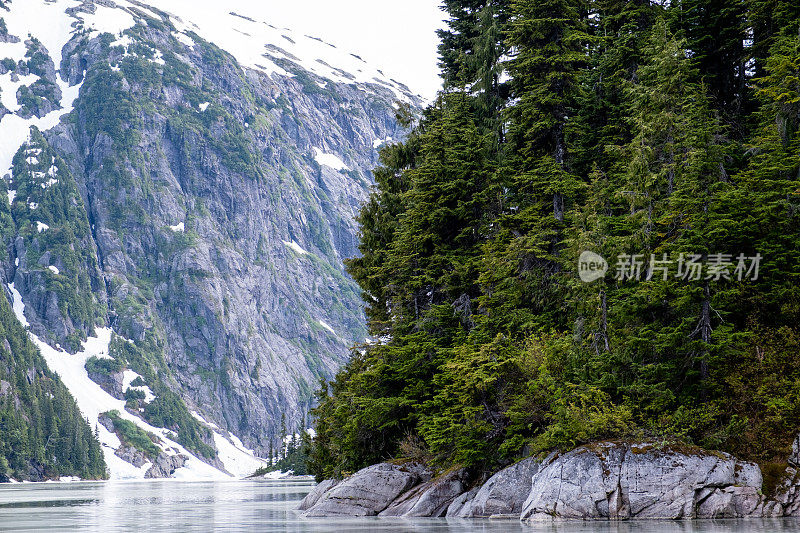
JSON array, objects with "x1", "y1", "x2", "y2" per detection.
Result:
[
  {"x1": 0, "y1": 0, "x2": 86, "y2": 175},
  {"x1": 112, "y1": 0, "x2": 420, "y2": 102},
  {"x1": 313, "y1": 147, "x2": 349, "y2": 171},
  {"x1": 212, "y1": 433, "x2": 269, "y2": 478},
  {"x1": 282, "y1": 239, "x2": 309, "y2": 255},
  {"x1": 122, "y1": 370, "x2": 155, "y2": 403}
]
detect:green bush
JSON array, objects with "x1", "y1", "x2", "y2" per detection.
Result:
[
  {"x1": 106, "y1": 410, "x2": 160, "y2": 458},
  {"x1": 124, "y1": 388, "x2": 146, "y2": 402},
  {"x1": 143, "y1": 388, "x2": 216, "y2": 459},
  {"x1": 85, "y1": 356, "x2": 123, "y2": 375}
]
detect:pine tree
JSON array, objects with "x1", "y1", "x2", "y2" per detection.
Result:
[
  {"x1": 478, "y1": 0, "x2": 590, "y2": 336},
  {"x1": 571, "y1": 0, "x2": 656, "y2": 176},
  {"x1": 671, "y1": 0, "x2": 749, "y2": 124},
  {"x1": 307, "y1": 0, "x2": 800, "y2": 478},
  {"x1": 438, "y1": 1, "x2": 512, "y2": 143},
  {"x1": 746, "y1": 0, "x2": 800, "y2": 79}
]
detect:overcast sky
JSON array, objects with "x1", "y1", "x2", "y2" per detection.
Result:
[{"x1": 207, "y1": 0, "x2": 447, "y2": 99}]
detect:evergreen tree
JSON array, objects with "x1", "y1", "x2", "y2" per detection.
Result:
[
  {"x1": 438, "y1": 1, "x2": 512, "y2": 143},
  {"x1": 671, "y1": 0, "x2": 748, "y2": 124},
  {"x1": 0, "y1": 293, "x2": 107, "y2": 481},
  {"x1": 307, "y1": 0, "x2": 800, "y2": 479}
]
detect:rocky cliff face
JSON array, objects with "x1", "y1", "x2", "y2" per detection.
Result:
[{"x1": 0, "y1": 0, "x2": 420, "y2": 475}]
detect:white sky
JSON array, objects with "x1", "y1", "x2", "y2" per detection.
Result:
[{"x1": 155, "y1": 0, "x2": 447, "y2": 100}]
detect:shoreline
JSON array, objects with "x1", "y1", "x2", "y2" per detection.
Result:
[
  {"x1": 298, "y1": 439, "x2": 800, "y2": 522},
  {"x1": 0, "y1": 474, "x2": 315, "y2": 485}
]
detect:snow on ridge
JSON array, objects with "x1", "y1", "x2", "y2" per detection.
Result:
[
  {"x1": 0, "y1": 0, "x2": 94, "y2": 176},
  {"x1": 1, "y1": 0, "x2": 421, "y2": 180},
  {"x1": 75, "y1": 1, "x2": 136, "y2": 38},
  {"x1": 318, "y1": 320, "x2": 335, "y2": 335},
  {"x1": 126, "y1": 0, "x2": 420, "y2": 101},
  {"x1": 312, "y1": 147, "x2": 350, "y2": 171}
]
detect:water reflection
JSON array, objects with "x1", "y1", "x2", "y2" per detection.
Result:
[{"x1": 0, "y1": 480, "x2": 798, "y2": 532}]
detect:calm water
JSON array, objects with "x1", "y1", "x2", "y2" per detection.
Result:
[{"x1": 1, "y1": 479, "x2": 800, "y2": 532}]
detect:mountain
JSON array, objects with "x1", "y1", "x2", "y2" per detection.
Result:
[{"x1": 0, "y1": 0, "x2": 420, "y2": 480}]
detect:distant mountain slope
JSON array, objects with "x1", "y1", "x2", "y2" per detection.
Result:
[
  {"x1": 0, "y1": 286, "x2": 106, "y2": 482},
  {"x1": 0, "y1": 0, "x2": 417, "y2": 479}
]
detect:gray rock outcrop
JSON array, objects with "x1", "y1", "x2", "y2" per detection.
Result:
[
  {"x1": 379, "y1": 468, "x2": 471, "y2": 517},
  {"x1": 520, "y1": 442, "x2": 762, "y2": 521},
  {"x1": 444, "y1": 486, "x2": 481, "y2": 517},
  {"x1": 115, "y1": 445, "x2": 149, "y2": 469},
  {"x1": 299, "y1": 438, "x2": 800, "y2": 521},
  {"x1": 87, "y1": 370, "x2": 124, "y2": 399},
  {"x1": 450, "y1": 457, "x2": 541, "y2": 518},
  {"x1": 145, "y1": 453, "x2": 188, "y2": 478},
  {"x1": 297, "y1": 479, "x2": 339, "y2": 511},
  {"x1": 302, "y1": 463, "x2": 430, "y2": 517}
]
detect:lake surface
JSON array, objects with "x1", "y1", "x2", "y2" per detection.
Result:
[{"x1": 1, "y1": 479, "x2": 800, "y2": 532}]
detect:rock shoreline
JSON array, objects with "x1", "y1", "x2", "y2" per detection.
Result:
[{"x1": 298, "y1": 440, "x2": 800, "y2": 521}]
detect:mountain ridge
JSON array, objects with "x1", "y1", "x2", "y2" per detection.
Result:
[{"x1": 0, "y1": 0, "x2": 413, "y2": 480}]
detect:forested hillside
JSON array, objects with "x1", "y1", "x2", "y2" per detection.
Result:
[
  {"x1": 308, "y1": 0, "x2": 800, "y2": 479},
  {"x1": 0, "y1": 292, "x2": 106, "y2": 481}
]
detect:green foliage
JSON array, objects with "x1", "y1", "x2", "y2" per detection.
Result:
[
  {"x1": 24, "y1": 38, "x2": 52, "y2": 78},
  {"x1": 8, "y1": 128, "x2": 106, "y2": 349},
  {"x1": 124, "y1": 388, "x2": 146, "y2": 402},
  {"x1": 85, "y1": 356, "x2": 124, "y2": 375},
  {"x1": 143, "y1": 387, "x2": 216, "y2": 459},
  {"x1": 0, "y1": 293, "x2": 106, "y2": 481},
  {"x1": 107, "y1": 332, "x2": 163, "y2": 383},
  {"x1": 16, "y1": 79, "x2": 60, "y2": 116},
  {"x1": 267, "y1": 432, "x2": 310, "y2": 476},
  {"x1": 77, "y1": 68, "x2": 142, "y2": 149},
  {"x1": 105, "y1": 410, "x2": 159, "y2": 458},
  {"x1": 308, "y1": 0, "x2": 800, "y2": 479}
]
